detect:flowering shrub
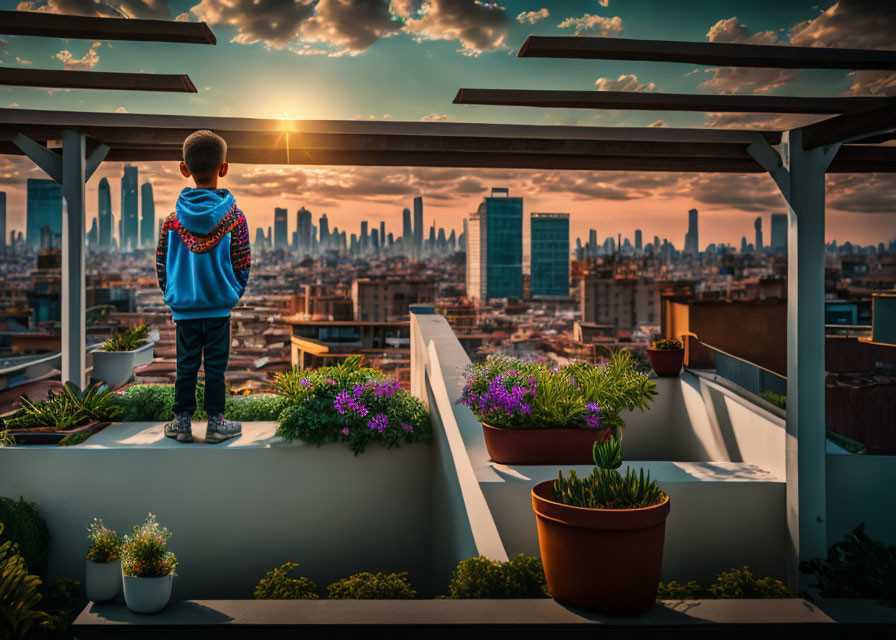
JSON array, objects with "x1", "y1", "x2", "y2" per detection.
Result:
[
  {"x1": 85, "y1": 518, "x2": 122, "y2": 564},
  {"x1": 120, "y1": 514, "x2": 177, "y2": 578},
  {"x1": 252, "y1": 563, "x2": 319, "y2": 600},
  {"x1": 326, "y1": 572, "x2": 417, "y2": 599},
  {"x1": 274, "y1": 356, "x2": 429, "y2": 455},
  {"x1": 458, "y1": 351, "x2": 656, "y2": 434}
]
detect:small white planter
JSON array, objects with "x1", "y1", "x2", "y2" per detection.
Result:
[
  {"x1": 92, "y1": 341, "x2": 154, "y2": 389},
  {"x1": 85, "y1": 558, "x2": 121, "y2": 602},
  {"x1": 122, "y1": 574, "x2": 173, "y2": 614}
]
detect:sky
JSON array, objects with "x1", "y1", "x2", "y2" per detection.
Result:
[{"x1": 1, "y1": 0, "x2": 895, "y2": 248}]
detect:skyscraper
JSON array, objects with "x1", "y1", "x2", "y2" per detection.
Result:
[
  {"x1": 360, "y1": 220, "x2": 368, "y2": 254},
  {"x1": 413, "y1": 196, "x2": 423, "y2": 259},
  {"x1": 296, "y1": 206, "x2": 312, "y2": 253},
  {"x1": 120, "y1": 165, "x2": 138, "y2": 251},
  {"x1": 530, "y1": 213, "x2": 570, "y2": 298},
  {"x1": 684, "y1": 208, "x2": 699, "y2": 255},
  {"x1": 466, "y1": 188, "x2": 523, "y2": 301},
  {"x1": 634, "y1": 229, "x2": 642, "y2": 252},
  {"x1": 0, "y1": 192, "x2": 5, "y2": 247},
  {"x1": 754, "y1": 216, "x2": 763, "y2": 252},
  {"x1": 380, "y1": 221, "x2": 386, "y2": 253},
  {"x1": 402, "y1": 207, "x2": 412, "y2": 256},
  {"x1": 274, "y1": 208, "x2": 288, "y2": 248},
  {"x1": 26, "y1": 179, "x2": 62, "y2": 249},
  {"x1": 140, "y1": 182, "x2": 155, "y2": 248},
  {"x1": 771, "y1": 213, "x2": 787, "y2": 252},
  {"x1": 87, "y1": 217, "x2": 98, "y2": 248},
  {"x1": 319, "y1": 213, "x2": 329, "y2": 250},
  {"x1": 98, "y1": 177, "x2": 112, "y2": 250}
]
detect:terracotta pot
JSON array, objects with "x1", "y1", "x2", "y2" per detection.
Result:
[
  {"x1": 482, "y1": 422, "x2": 612, "y2": 465},
  {"x1": 531, "y1": 480, "x2": 670, "y2": 615},
  {"x1": 647, "y1": 348, "x2": 685, "y2": 378}
]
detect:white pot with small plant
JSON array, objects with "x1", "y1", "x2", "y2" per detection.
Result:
[
  {"x1": 121, "y1": 514, "x2": 178, "y2": 614},
  {"x1": 92, "y1": 323, "x2": 155, "y2": 389},
  {"x1": 85, "y1": 518, "x2": 123, "y2": 602}
]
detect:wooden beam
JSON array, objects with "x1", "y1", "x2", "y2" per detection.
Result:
[
  {"x1": 801, "y1": 103, "x2": 896, "y2": 149},
  {"x1": 453, "y1": 88, "x2": 896, "y2": 115},
  {"x1": 518, "y1": 36, "x2": 896, "y2": 70},
  {"x1": 0, "y1": 10, "x2": 216, "y2": 44},
  {"x1": 0, "y1": 68, "x2": 198, "y2": 93}
]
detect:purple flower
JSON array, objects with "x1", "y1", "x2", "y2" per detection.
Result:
[
  {"x1": 300, "y1": 377, "x2": 312, "y2": 388},
  {"x1": 352, "y1": 384, "x2": 364, "y2": 399},
  {"x1": 401, "y1": 423, "x2": 413, "y2": 432},
  {"x1": 342, "y1": 427, "x2": 350, "y2": 436},
  {"x1": 569, "y1": 375, "x2": 578, "y2": 388},
  {"x1": 374, "y1": 379, "x2": 401, "y2": 398},
  {"x1": 326, "y1": 378, "x2": 336, "y2": 385},
  {"x1": 367, "y1": 413, "x2": 388, "y2": 433},
  {"x1": 586, "y1": 402, "x2": 601, "y2": 414},
  {"x1": 585, "y1": 402, "x2": 602, "y2": 429},
  {"x1": 334, "y1": 391, "x2": 352, "y2": 415}
]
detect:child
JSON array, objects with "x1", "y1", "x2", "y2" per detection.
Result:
[{"x1": 157, "y1": 130, "x2": 251, "y2": 443}]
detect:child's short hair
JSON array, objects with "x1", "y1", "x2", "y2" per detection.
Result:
[{"x1": 183, "y1": 130, "x2": 227, "y2": 178}]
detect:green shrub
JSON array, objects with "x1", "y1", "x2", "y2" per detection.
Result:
[
  {"x1": 102, "y1": 324, "x2": 149, "y2": 352},
  {"x1": 327, "y1": 572, "x2": 416, "y2": 600},
  {"x1": 760, "y1": 391, "x2": 786, "y2": 409},
  {"x1": 113, "y1": 385, "x2": 287, "y2": 423},
  {"x1": 7, "y1": 383, "x2": 120, "y2": 430},
  {"x1": 553, "y1": 436, "x2": 666, "y2": 509},
  {"x1": 447, "y1": 555, "x2": 549, "y2": 599},
  {"x1": 121, "y1": 514, "x2": 177, "y2": 578},
  {"x1": 656, "y1": 580, "x2": 702, "y2": 600},
  {"x1": 801, "y1": 523, "x2": 896, "y2": 602},
  {"x1": 0, "y1": 497, "x2": 51, "y2": 576},
  {"x1": 275, "y1": 358, "x2": 430, "y2": 455},
  {"x1": 651, "y1": 337, "x2": 683, "y2": 351},
  {"x1": 35, "y1": 577, "x2": 81, "y2": 639},
  {"x1": 0, "y1": 430, "x2": 15, "y2": 447},
  {"x1": 224, "y1": 394, "x2": 288, "y2": 422},
  {"x1": 0, "y1": 523, "x2": 49, "y2": 640},
  {"x1": 252, "y1": 563, "x2": 319, "y2": 600},
  {"x1": 708, "y1": 567, "x2": 790, "y2": 599},
  {"x1": 86, "y1": 519, "x2": 121, "y2": 564}
]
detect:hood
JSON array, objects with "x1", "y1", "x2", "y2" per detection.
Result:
[{"x1": 175, "y1": 188, "x2": 235, "y2": 234}]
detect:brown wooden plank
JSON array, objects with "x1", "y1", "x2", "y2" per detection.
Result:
[
  {"x1": 453, "y1": 88, "x2": 896, "y2": 115},
  {"x1": 0, "y1": 10, "x2": 215, "y2": 44},
  {"x1": 801, "y1": 103, "x2": 896, "y2": 149},
  {"x1": 518, "y1": 36, "x2": 896, "y2": 70},
  {"x1": 0, "y1": 68, "x2": 197, "y2": 93}
]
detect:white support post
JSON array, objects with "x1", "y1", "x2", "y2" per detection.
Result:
[
  {"x1": 749, "y1": 130, "x2": 839, "y2": 590},
  {"x1": 61, "y1": 130, "x2": 88, "y2": 388}
]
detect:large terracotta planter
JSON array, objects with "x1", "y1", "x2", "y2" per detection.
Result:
[
  {"x1": 646, "y1": 348, "x2": 684, "y2": 378},
  {"x1": 482, "y1": 422, "x2": 612, "y2": 465},
  {"x1": 531, "y1": 480, "x2": 670, "y2": 615}
]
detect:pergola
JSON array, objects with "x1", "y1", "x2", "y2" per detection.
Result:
[{"x1": 3, "y1": 14, "x2": 896, "y2": 588}]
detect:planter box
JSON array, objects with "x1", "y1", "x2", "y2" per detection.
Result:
[
  {"x1": 6, "y1": 421, "x2": 110, "y2": 446},
  {"x1": 647, "y1": 348, "x2": 684, "y2": 378},
  {"x1": 92, "y1": 341, "x2": 154, "y2": 389},
  {"x1": 482, "y1": 422, "x2": 611, "y2": 465}
]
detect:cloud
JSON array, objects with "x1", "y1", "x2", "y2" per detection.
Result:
[
  {"x1": 702, "y1": 112, "x2": 825, "y2": 130},
  {"x1": 700, "y1": 18, "x2": 797, "y2": 94},
  {"x1": 190, "y1": 0, "x2": 317, "y2": 49},
  {"x1": 15, "y1": 57, "x2": 32, "y2": 64},
  {"x1": 516, "y1": 8, "x2": 548, "y2": 24},
  {"x1": 54, "y1": 41, "x2": 101, "y2": 70},
  {"x1": 595, "y1": 73, "x2": 656, "y2": 92},
  {"x1": 556, "y1": 14, "x2": 623, "y2": 36},
  {"x1": 16, "y1": 0, "x2": 171, "y2": 18},
  {"x1": 394, "y1": 0, "x2": 511, "y2": 56},
  {"x1": 827, "y1": 174, "x2": 896, "y2": 213},
  {"x1": 420, "y1": 113, "x2": 452, "y2": 121},
  {"x1": 648, "y1": 120, "x2": 664, "y2": 128},
  {"x1": 298, "y1": 0, "x2": 403, "y2": 56},
  {"x1": 115, "y1": 106, "x2": 128, "y2": 112}
]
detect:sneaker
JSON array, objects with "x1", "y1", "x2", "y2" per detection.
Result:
[
  {"x1": 205, "y1": 414, "x2": 242, "y2": 444},
  {"x1": 164, "y1": 412, "x2": 193, "y2": 443}
]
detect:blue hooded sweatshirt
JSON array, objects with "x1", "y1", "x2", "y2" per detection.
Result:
[{"x1": 156, "y1": 188, "x2": 251, "y2": 322}]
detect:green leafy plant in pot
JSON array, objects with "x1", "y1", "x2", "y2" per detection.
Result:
[
  {"x1": 646, "y1": 337, "x2": 685, "y2": 378},
  {"x1": 120, "y1": 514, "x2": 177, "y2": 614},
  {"x1": 85, "y1": 518, "x2": 123, "y2": 603},
  {"x1": 93, "y1": 324, "x2": 154, "y2": 389},
  {"x1": 531, "y1": 436, "x2": 670, "y2": 614}
]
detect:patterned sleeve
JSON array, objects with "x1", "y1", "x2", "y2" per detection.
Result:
[
  {"x1": 230, "y1": 211, "x2": 251, "y2": 296},
  {"x1": 156, "y1": 214, "x2": 174, "y2": 294}
]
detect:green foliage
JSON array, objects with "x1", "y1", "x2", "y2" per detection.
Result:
[
  {"x1": 760, "y1": 391, "x2": 786, "y2": 409},
  {"x1": 447, "y1": 555, "x2": 549, "y2": 599},
  {"x1": 274, "y1": 358, "x2": 430, "y2": 455},
  {"x1": 102, "y1": 323, "x2": 149, "y2": 352},
  {"x1": 112, "y1": 384, "x2": 288, "y2": 422},
  {"x1": 656, "y1": 568, "x2": 789, "y2": 600},
  {"x1": 224, "y1": 394, "x2": 288, "y2": 422},
  {"x1": 0, "y1": 498, "x2": 50, "y2": 576},
  {"x1": 7, "y1": 383, "x2": 120, "y2": 430},
  {"x1": 0, "y1": 523, "x2": 49, "y2": 640},
  {"x1": 57, "y1": 431, "x2": 90, "y2": 447},
  {"x1": 327, "y1": 572, "x2": 417, "y2": 600},
  {"x1": 121, "y1": 514, "x2": 177, "y2": 578},
  {"x1": 553, "y1": 436, "x2": 667, "y2": 509},
  {"x1": 252, "y1": 563, "x2": 319, "y2": 600},
  {"x1": 651, "y1": 337, "x2": 683, "y2": 351},
  {"x1": 0, "y1": 430, "x2": 15, "y2": 447},
  {"x1": 86, "y1": 519, "x2": 122, "y2": 564},
  {"x1": 800, "y1": 523, "x2": 896, "y2": 602},
  {"x1": 34, "y1": 577, "x2": 82, "y2": 639}
]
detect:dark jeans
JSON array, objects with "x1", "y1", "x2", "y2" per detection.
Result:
[{"x1": 173, "y1": 317, "x2": 230, "y2": 417}]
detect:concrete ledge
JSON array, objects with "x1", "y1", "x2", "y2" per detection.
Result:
[{"x1": 73, "y1": 598, "x2": 849, "y2": 639}]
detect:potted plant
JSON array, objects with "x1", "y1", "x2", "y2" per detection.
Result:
[
  {"x1": 120, "y1": 514, "x2": 178, "y2": 614},
  {"x1": 531, "y1": 437, "x2": 670, "y2": 614},
  {"x1": 85, "y1": 518, "x2": 123, "y2": 602},
  {"x1": 646, "y1": 337, "x2": 685, "y2": 378},
  {"x1": 92, "y1": 323, "x2": 154, "y2": 389},
  {"x1": 458, "y1": 352, "x2": 656, "y2": 464},
  {"x1": 2, "y1": 382, "x2": 118, "y2": 445}
]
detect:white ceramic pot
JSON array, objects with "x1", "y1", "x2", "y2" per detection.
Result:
[
  {"x1": 92, "y1": 342, "x2": 154, "y2": 389},
  {"x1": 85, "y1": 558, "x2": 121, "y2": 602},
  {"x1": 122, "y1": 574, "x2": 173, "y2": 614}
]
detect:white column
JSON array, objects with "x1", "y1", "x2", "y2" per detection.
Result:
[{"x1": 61, "y1": 130, "x2": 87, "y2": 388}]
